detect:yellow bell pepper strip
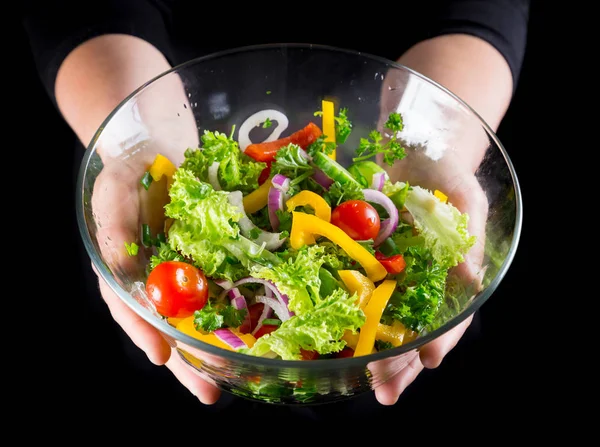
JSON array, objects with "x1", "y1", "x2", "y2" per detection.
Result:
[
  {"x1": 376, "y1": 321, "x2": 408, "y2": 348},
  {"x1": 149, "y1": 153, "x2": 177, "y2": 182},
  {"x1": 353, "y1": 279, "x2": 397, "y2": 357},
  {"x1": 337, "y1": 269, "x2": 375, "y2": 309},
  {"x1": 342, "y1": 330, "x2": 360, "y2": 350},
  {"x1": 286, "y1": 190, "x2": 332, "y2": 222},
  {"x1": 321, "y1": 99, "x2": 336, "y2": 160},
  {"x1": 289, "y1": 212, "x2": 388, "y2": 282},
  {"x1": 167, "y1": 316, "x2": 185, "y2": 327},
  {"x1": 242, "y1": 180, "x2": 271, "y2": 214},
  {"x1": 342, "y1": 323, "x2": 406, "y2": 351},
  {"x1": 434, "y1": 189, "x2": 448, "y2": 203},
  {"x1": 176, "y1": 316, "x2": 256, "y2": 350}
]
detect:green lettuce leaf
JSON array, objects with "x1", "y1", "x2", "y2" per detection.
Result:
[
  {"x1": 242, "y1": 288, "x2": 365, "y2": 360},
  {"x1": 250, "y1": 245, "x2": 333, "y2": 315},
  {"x1": 164, "y1": 169, "x2": 278, "y2": 281},
  {"x1": 403, "y1": 186, "x2": 476, "y2": 269},
  {"x1": 382, "y1": 244, "x2": 447, "y2": 332},
  {"x1": 180, "y1": 130, "x2": 266, "y2": 195}
]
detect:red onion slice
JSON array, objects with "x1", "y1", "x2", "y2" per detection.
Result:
[
  {"x1": 271, "y1": 174, "x2": 291, "y2": 192},
  {"x1": 218, "y1": 277, "x2": 293, "y2": 321},
  {"x1": 214, "y1": 279, "x2": 233, "y2": 290},
  {"x1": 268, "y1": 174, "x2": 291, "y2": 231},
  {"x1": 228, "y1": 191, "x2": 286, "y2": 250},
  {"x1": 208, "y1": 161, "x2": 222, "y2": 190},
  {"x1": 370, "y1": 172, "x2": 386, "y2": 191},
  {"x1": 313, "y1": 167, "x2": 334, "y2": 189},
  {"x1": 255, "y1": 295, "x2": 289, "y2": 323},
  {"x1": 251, "y1": 301, "x2": 274, "y2": 336},
  {"x1": 214, "y1": 328, "x2": 248, "y2": 350},
  {"x1": 363, "y1": 188, "x2": 399, "y2": 247},
  {"x1": 268, "y1": 186, "x2": 284, "y2": 231}
]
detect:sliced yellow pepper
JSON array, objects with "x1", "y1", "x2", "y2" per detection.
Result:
[
  {"x1": 149, "y1": 153, "x2": 177, "y2": 182},
  {"x1": 376, "y1": 321, "x2": 407, "y2": 348},
  {"x1": 342, "y1": 330, "x2": 360, "y2": 350},
  {"x1": 353, "y1": 279, "x2": 397, "y2": 357},
  {"x1": 338, "y1": 269, "x2": 375, "y2": 310},
  {"x1": 321, "y1": 99, "x2": 336, "y2": 160},
  {"x1": 434, "y1": 189, "x2": 448, "y2": 203},
  {"x1": 167, "y1": 316, "x2": 186, "y2": 328},
  {"x1": 290, "y1": 212, "x2": 388, "y2": 282},
  {"x1": 242, "y1": 180, "x2": 271, "y2": 214},
  {"x1": 176, "y1": 316, "x2": 256, "y2": 350},
  {"x1": 342, "y1": 324, "x2": 406, "y2": 351},
  {"x1": 286, "y1": 190, "x2": 332, "y2": 222}
]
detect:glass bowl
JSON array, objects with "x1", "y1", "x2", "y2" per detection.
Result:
[{"x1": 76, "y1": 43, "x2": 522, "y2": 405}]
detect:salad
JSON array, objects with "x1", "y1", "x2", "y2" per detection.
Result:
[{"x1": 132, "y1": 100, "x2": 476, "y2": 361}]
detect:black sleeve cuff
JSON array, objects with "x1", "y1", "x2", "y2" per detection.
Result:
[
  {"x1": 22, "y1": 0, "x2": 174, "y2": 108},
  {"x1": 428, "y1": 0, "x2": 531, "y2": 90}
]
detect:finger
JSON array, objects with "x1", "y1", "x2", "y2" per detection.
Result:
[
  {"x1": 419, "y1": 314, "x2": 473, "y2": 369},
  {"x1": 97, "y1": 274, "x2": 172, "y2": 365},
  {"x1": 165, "y1": 349, "x2": 222, "y2": 405},
  {"x1": 374, "y1": 353, "x2": 424, "y2": 406}
]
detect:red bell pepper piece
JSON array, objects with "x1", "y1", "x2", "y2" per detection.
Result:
[
  {"x1": 244, "y1": 122, "x2": 322, "y2": 162},
  {"x1": 375, "y1": 252, "x2": 407, "y2": 275}
]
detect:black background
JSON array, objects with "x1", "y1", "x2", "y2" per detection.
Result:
[{"x1": 14, "y1": 0, "x2": 567, "y2": 439}]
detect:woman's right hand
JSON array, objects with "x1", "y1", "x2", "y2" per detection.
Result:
[{"x1": 90, "y1": 148, "x2": 223, "y2": 405}]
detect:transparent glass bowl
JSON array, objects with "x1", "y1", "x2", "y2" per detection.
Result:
[{"x1": 77, "y1": 43, "x2": 522, "y2": 404}]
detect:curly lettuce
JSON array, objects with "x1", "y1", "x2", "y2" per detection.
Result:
[
  {"x1": 164, "y1": 169, "x2": 278, "y2": 281},
  {"x1": 242, "y1": 288, "x2": 364, "y2": 360},
  {"x1": 403, "y1": 186, "x2": 476, "y2": 269},
  {"x1": 250, "y1": 245, "x2": 333, "y2": 315},
  {"x1": 180, "y1": 130, "x2": 266, "y2": 194}
]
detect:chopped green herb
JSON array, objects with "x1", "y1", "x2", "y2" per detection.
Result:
[
  {"x1": 140, "y1": 171, "x2": 153, "y2": 190},
  {"x1": 124, "y1": 242, "x2": 139, "y2": 256},
  {"x1": 314, "y1": 107, "x2": 353, "y2": 144},
  {"x1": 262, "y1": 318, "x2": 282, "y2": 326},
  {"x1": 353, "y1": 112, "x2": 407, "y2": 165},
  {"x1": 142, "y1": 224, "x2": 154, "y2": 247},
  {"x1": 249, "y1": 227, "x2": 262, "y2": 240},
  {"x1": 375, "y1": 340, "x2": 394, "y2": 351},
  {"x1": 306, "y1": 135, "x2": 336, "y2": 158},
  {"x1": 266, "y1": 90, "x2": 272, "y2": 95}
]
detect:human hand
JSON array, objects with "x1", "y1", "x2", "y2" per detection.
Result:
[
  {"x1": 86, "y1": 78, "x2": 225, "y2": 404},
  {"x1": 370, "y1": 75, "x2": 490, "y2": 404},
  {"x1": 372, "y1": 153, "x2": 487, "y2": 405}
]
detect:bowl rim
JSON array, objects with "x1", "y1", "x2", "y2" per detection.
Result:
[{"x1": 76, "y1": 42, "x2": 523, "y2": 369}]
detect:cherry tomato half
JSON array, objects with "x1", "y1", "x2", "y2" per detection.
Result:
[
  {"x1": 246, "y1": 302, "x2": 266, "y2": 334},
  {"x1": 253, "y1": 324, "x2": 279, "y2": 338},
  {"x1": 330, "y1": 200, "x2": 381, "y2": 241},
  {"x1": 334, "y1": 347, "x2": 355, "y2": 358},
  {"x1": 300, "y1": 349, "x2": 320, "y2": 360},
  {"x1": 145, "y1": 261, "x2": 208, "y2": 318},
  {"x1": 258, "y1": 161, "x2": 272, "y2": 185}
]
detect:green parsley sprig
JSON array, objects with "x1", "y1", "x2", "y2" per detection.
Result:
[
  {"x1": 353, "y1": 112, "x2": 406, "y2": 166},
  {"x1": 314, "y1": 107, "x2": 352, "y2": 144}
]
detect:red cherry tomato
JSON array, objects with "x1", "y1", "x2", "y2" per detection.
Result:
[
  {"x1": 258, "y1": 161, "x2": 272, "y2": 185},
  {"x1": 334, "y1": 347, "x2": 355, "y2": 358},
  {"x1": 300, "y1": 349, "x2": 320, "y2": 360},
  {"x1": 253, "y1": 324, "x2": 279, "y2": 338},
  {"x1": 330, "y1": 200, "x2": 381, "y2": 241},
  {"x1": 247, "y1": 302, "x2": 266, "y2": 333},
  {"x1": 145, "y1": 261, "x2": 208, "y2": 318}
]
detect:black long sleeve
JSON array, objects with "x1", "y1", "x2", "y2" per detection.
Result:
[{"x1": 22, "y1": 0, "x2": 530, "y2": 105}]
